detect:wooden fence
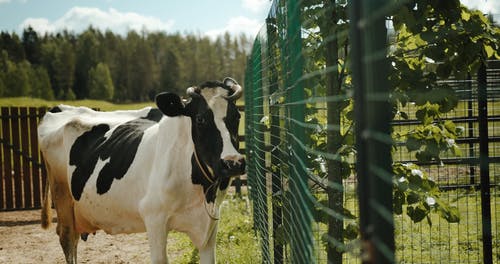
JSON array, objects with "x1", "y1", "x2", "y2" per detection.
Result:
[{"x1": 0, "y1": 107, "x2": 47, "y2": 211}]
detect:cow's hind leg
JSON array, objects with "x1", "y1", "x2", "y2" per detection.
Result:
[
  {"x1": 58, "y1": 224, "x2": 79, "y2": 264},
  {"x1": 52, "y1": 183, "x2": 80, "y2": 263}
]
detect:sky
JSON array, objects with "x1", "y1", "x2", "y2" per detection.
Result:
[
  {"x1": 0, "y1": 0, "x2": 498, "y2": 39},
  {"x1": 0, "y1": 0, "x2": 272, "y2": 39}
]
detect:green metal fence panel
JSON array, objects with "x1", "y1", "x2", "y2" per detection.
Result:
[
  {"x1": 285, "y1": 0, "x2": 315, "y2": 263},
  {"x1": 244, "y1": 1, "x2": 498, "y2": 263}
]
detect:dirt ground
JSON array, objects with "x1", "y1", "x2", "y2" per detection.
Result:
[{"x1": 0, "y1": 209, "x2": 185, "y2": 264}]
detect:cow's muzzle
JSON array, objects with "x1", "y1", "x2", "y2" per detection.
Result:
[{"x1": 221, "y1": 155, "x2": 246, "y2": 176}]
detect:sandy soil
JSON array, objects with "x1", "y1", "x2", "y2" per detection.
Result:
[{"x1": 0, "y1": 209, "x2": 185, "y2": 264}]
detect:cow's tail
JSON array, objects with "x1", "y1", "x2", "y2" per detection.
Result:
[{"x1": 41, "y1": 175, "x2": 52, "y2": 229}]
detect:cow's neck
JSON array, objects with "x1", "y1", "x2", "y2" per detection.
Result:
[
  {"x1": 193, "y1": 148, "x2": 216, "y2": 184},
  {"x1": 204, "y1": 178, "x2": 232, "y2": 221}
]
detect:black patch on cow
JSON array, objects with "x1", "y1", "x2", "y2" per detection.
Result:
[
  {"x1": 188, "y1": 97, "x2": 223, "y2": 203},
  {"x1": 70, "y1": 124, "x2": 110, "y2": 200},
  {"x1": 49, "y1": 106, "x2": 62, "y2": 113},
  {"x1": 69, "y1": 108, "x2": 163, "y2": 200},
  {"x1": 190, "y1": 154, "x2": 217, "y2": 203}
]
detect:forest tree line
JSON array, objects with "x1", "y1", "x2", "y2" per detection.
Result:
[{"x1": 0, "y1": 27, "x2": 251, "y2": 102}]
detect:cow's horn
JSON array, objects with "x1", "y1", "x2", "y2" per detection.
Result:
[
  {"x1": 186, "y1": 86, "x2": 201, "y2": 98},
  {"x1": 223, "y1": 77, "x2": 243, "y2": 101}
]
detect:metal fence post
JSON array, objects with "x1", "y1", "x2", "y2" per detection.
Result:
[
  {"x1": 245, "y1": 46, "x2": 257, "y2": 234},
  {"x1": 322, "y1": 1, "x2": 345, "y2": 263},
  {"x1": 253, "y1": 37, "x2": 271, "y2": 263},
  {"x1": 350, "y1": 0, "x2": 395, "y2": 263},
  {"x1": 478, "y1": 62, "x2": 493, "y2": 264},
  {"x1": 266, "y1": 16, "x2": 284, "y2": 264},
  {"x1": 467, "y1": 73, "x2": 476, "y2": 186},
  {"x1": 285, "y1": 0, "x2": 314, "y2": 262}
]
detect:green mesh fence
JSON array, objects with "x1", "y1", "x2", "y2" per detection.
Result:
[{"x1": 245, "y1": 1, "x2": 499, "y2": 263}]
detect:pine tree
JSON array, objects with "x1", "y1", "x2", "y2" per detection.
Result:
[
  {"x1": 22, "y1": 26, "x2": 41, "y2": 65},
  {"x1": 88, "y1": 62, "x2": 114, "y2": 100}
]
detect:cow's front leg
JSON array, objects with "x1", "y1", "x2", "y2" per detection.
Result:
[
  {"x1": 198, "y1": 222, "x2": 218, "y2": 264},
  {"x1": 144, "y1": 215, "x2": 168, "y2": 264}
]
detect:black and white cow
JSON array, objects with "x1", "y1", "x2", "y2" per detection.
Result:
[{"x1": 38, "y1": 77, "x2": 245, "y2": 264}]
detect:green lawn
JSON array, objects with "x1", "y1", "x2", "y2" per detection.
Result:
[
  {"x1": 169, "y1": 193, "x2": 261, "y2": 264},
  {"x1": 335, "y1": 188, "x2": 500, "y2": 263},
  {"x1": 0, "y1": 97, "x2": 155, "y2": 111},
  {"x1": 0, "y1": 97, "x2": 247, "y2": 135}
]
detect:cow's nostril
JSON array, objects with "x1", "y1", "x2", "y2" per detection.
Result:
[
  {"x1": 223, "y1": 160, "x2": 232, "y2": 167},
  {"x1": 221, "y1": 157, "x2": 246, "y2": 175}
]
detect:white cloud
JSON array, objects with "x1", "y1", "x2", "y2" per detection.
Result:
[
  {"x1": 461, "y1": 0, "x2": 499, "y2": 14},
  {"x1": 204, "y1": 16, "x2": 264, "y2": 39},
  {"x1": 21, "y1": 18, "x2": 54, "y2": 33},
  {"x1": 242, "y1": 0, "x2": 271, "y2": 13},
  {"x1": 19, "y1": 6, "x2": 175, "y2": 35}
]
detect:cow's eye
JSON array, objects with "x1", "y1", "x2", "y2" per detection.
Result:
[{"x1": 196, "y1": 115, "x2": 206, "y2": 126}]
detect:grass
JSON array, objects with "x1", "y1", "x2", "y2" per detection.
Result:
[
  {"x1": 0, "y1": 97, "x2": 246, "y2": 134},
  {"x1": 394, "y1": 188, "x2": 500, "y2": 263},
  {"x1": 0, "y1": 97, "x2": 155, "y2": 111},
  {"x1": 331, "y1": 188, "x2": 500, "y2": 263},
  {"x1": 168, "y1": 193, "x2": 261, "y2": 264},
  {"x1": 301, "y1": 187, "x2": 499, "y2": 263}
]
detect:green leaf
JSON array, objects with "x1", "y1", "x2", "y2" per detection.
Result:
[
  {"x1": 415, "y1": 151, "x2": 433, "y2": 163},
  {"x1": 444, "y1": 120, "x2": 456, "y2": 133},
  {"x1": 340, "y1": 160, "x2": 352, "y2": 179},
  {"x1": 461, "y1": 10, "x2": 471, "y2": 21},
  {"x1": 452, "y1": 144, "x2": 462, "y2": 156},
  {"x1": 344, "y1": 223, "x2": 359, "y2": 240},
  {"x1": 439, "y1": 205, "x2": 460, "y2": 223},
  {"x1": 484, "y1": 45, "x2": 495, "y2": 58},
  {"x1": 394, "y1": 190, "x2": 404, "y2": 215},
  {"x1": 448, "y1": 206, "x2": 460, "y2": 223},
  {"x1": 406, "y1": 137, "x2": 421, "y2": 152},
  {"x1": 343, "y1": 208, "x2": 357, "y2": 220},
  {"x1": 407, "y1": 191, "x2": 420, "y2": 204},
  {"x1": 345, "y1": 110, "x2": 354, "y2": 121},
  {"x1": 415, "y1": 108, "x2": 432, "y2": 125},
  {"x1": 436, "y1": 63, "x2": 452, "y2": 79},
  {"x1": 407, "y1": 204, "x2": 428, "y2": 223}
]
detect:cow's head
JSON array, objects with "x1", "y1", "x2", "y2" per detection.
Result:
[{"x1": 155, "y1": 77, "x2": 245, "y2": 185}]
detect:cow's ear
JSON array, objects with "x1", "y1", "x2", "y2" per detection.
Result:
[{"x1": 155, "y1": 92, "x2": 186, "y2": 117}]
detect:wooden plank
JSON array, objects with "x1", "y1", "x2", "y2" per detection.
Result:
[
  {"x1": 30, "y1": 107, "x2": 42, "y2": 207},
  {"x1": 0, "y1": 109, "x2": 4, "y2": 209},
  {"x1": 1, "y1": 107, "x2": 13, "y2": 209},
  {"x1": 20, "y1": 107, "x2": 32, "y2": 208},
  {"x1": 10, "y1": 107, "x2": 23, "y2": 209}
]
